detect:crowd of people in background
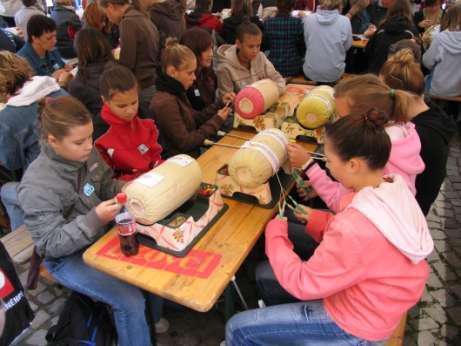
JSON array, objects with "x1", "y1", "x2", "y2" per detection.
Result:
[{"x1": 0, "y1": 0, "x2": 460, "y2": 345}]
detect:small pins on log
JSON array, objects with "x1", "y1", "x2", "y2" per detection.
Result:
[{"x1": 203, "y1": 139, "x2": 241, "y2": 149}]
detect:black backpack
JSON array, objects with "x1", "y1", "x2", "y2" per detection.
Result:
[{"x1": 46, "y1": 292, "x2": 116, "y2": 346}]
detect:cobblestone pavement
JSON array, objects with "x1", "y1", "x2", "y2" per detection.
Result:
[{"x1": 9, "y1": 137, "x2": 461, "y2": 346}]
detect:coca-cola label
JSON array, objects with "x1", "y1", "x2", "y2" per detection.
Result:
[{"x1": 117, "y1": 222, "x2": 137, "y2": 236}]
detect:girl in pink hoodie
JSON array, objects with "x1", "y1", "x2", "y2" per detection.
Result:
[
  {"x1": 289, "y1": 74, "x2": 425, "y2": 212},
  {"x1": 225, "y1": 110, "x2": 433, "y2": 345}
]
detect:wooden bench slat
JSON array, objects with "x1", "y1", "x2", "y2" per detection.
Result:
[{"x1": 0, "y1": 225, "x2": 33, "y2": 260}]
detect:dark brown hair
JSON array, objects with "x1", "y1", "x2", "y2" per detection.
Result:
[
  {"x1": 75, "y1": 28, "x2": 114, "y2": 81},
  {"x1": 231, "y1": 0, "x2": 253, "y2": 17},
  {"x1": 236, "y1": 22, "x2": 262, "y2": 42},
  {"x1": 27, "y1": 15, "x2": 56, "y2": 43},
  {"x1": 276, "y1": 0, "x2": 295, "y2": 16},
  {"x1": 380, "y1": 49, "x2": 425, "y2": 96},
  {"x1": 40, "y1": 96, "x2": 92, "y2": 140},
  {"x1": 380, "y1": 0, "x2": 413, "y2": 28},
  {"x1": 334, "y1": 74, "x2": 411, "y2": 123},
  {"x1": 180, "y1": 28, "x2": 213, "y2": 62},
  {"x1": 325, "y1": 109, "x2": 391, "y2": 170},
  {"x1": 83, "y1": 1, "x2": 110, "y2": 32},
  {"x1": 98, "y1": 0, "x2": 144, "y2": 12},
  {"x1": 99, "y1": 63, "x2": 138, "y2": 99},
  {"x1": 22, "y1": 0, "x2": 37, "y2": 7}
]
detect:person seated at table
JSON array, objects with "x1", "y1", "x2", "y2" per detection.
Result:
[
  {"x1": 146, "y1": 0, "x2": 186, "y2": 46},
  {"x1": 96, "y1": 64, "x2": 163, "y2": 181},
  {"x1": 288, "y1": 74, "x2": 425, "y2": 211},
  {"x1": 98, "y1": 0, "x2": 160, "y2": 119},
  {"x1": 50, "y1": 0, "x2": 83, "y2": 59},
  {"x1": 18, "y1": 96, "x2": 166, "y2": 346},
  {"x1": 151, "y1": 39, "x2": 232, "y2": 158},
  {"x1": 380, "y1": 48, "x2": 456, "y2": 215},
  {"x1": 364, "y1": 0, "x2": 418, "y2": 74},
  {"x1": 413, "y1": 0, "x2": 442, "y2": 34},
  {"x1": 68, "y1": 27, "x2": 114, "y2": 139},
  {"x1": 0, "y1": 51, "x2": 67, "y2": 231},
  {"x1": 0, "y1": 26, "x2": 24, "y2": 52},
  {"x1": 423, "y1": 3, "x2": 461, "y2": 98},
  {"x1": 221, "y1": 0, "x2": 264, "y2": 44},
  {"x1": 344, "y1": 0, "x2": 371, "y2": 34},
  {"x1": 264, "y1": 0, "x2": 305, "y2": 78},
  {"x1": 302, "y1": 0, "x2": 352, "y2": 84},
  {"x1": 82, "y1": 1, "x2": 119, "y2": 49},
  {"x1": 225, "y1": 111, "x2": 433, "y2": 345},
  {"x1": 14, "y1": 0, "x2": 46, "y2": 42},
  {"x1": 180, "y1": 27, "x2": 235, "y2": 111},
  {"x1": 17, "y1": 15, "x2": 73, "y2": 82},
  {"x1": 186, "y1": 0, "x2": 223, "y2": 33},
  {"x1": 216, "y1": 22, "x2": 285, "y2": 100}
]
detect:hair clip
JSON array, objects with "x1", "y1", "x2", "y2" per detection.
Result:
[{"x1": 388, "y1": 88, "x2": 396, "y2": 98}]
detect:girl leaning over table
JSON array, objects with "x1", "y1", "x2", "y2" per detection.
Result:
[
  {"x1": 17, "y1": 96, "x2": 163, "y2": 346},
  {"x1": 224, "y1": 110, "x2": 434, "y2": 345}
]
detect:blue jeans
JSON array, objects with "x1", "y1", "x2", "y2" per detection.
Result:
[
  {"x1": 225, "y1": 300, "x2": 386, "y2": 346},
  {"x1": 0, "y1": 182, "x2": 24, "y2": 231},
  {"x1": 45, "y1": 252, "x2": 160, "y2": 346}
]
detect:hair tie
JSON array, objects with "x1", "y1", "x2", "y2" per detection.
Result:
[{"x1": 389, "y1": 88, "x2": 396, "y2": 98}]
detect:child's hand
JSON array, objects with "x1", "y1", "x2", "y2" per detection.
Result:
[
  {"x1": 217, "y1": 105, "x2": 231, "y2": 120},
  {"x1": 363, "y1": 24, "x2": 377, "y2": 38},
  {"x1": 95, "y1": 198, "x2": 122, "y2": 224},
  {"x1": 288, "y1": 143, "x2": 311, "y2": 169},
  {"x1": 419, "y1": 19, "x2": 433, "y2": 29},
  {"x1": 222, "y1": 92, "x2": 235, "y2": 105},
  {"x1": 293, "y1": 204, "x2": 311, "y2": 224}
]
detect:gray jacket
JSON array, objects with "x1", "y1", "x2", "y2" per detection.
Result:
[
  {"x1": 18, "y1": 144, "x2": 120, "y2": 259},
  {"x1": 302, "y1": 9, "x2": 352, "y2": 83}
]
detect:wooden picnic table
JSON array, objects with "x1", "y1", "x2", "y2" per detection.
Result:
[
  {"x1": 83, "y1": 130, "x2": 316, "y2": 312},
  {"x1": 352, "y1": 38, "x2": 368, "y2": 49}
]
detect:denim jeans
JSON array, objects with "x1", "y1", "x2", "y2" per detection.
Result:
[
  {"x1": 0, "y1": 182, "x2": 24, "y2": 231},
  {"x1": 45, "y1": 252, "x2": 161, "y2": 346},
  {"x1": 225, "y1": 300, "x2": 386, "y2": 346}
]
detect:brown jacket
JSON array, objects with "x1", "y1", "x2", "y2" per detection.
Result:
[
  {"x1": 151, "y1": 74, "x2": 224, "y2": 158},
  {"x1": 119, "y1": 6, "x2": 159, "y2": 89},
  {"x1": 149, "y1": 0, "x2": 186, "y2": 46}
]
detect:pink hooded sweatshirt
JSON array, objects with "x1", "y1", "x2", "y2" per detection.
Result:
[
  {"x1": 266, "y1": 174, "x2": 433, "y2": 341},
  {"x1": 307, "y1": 122, "x2": 425, "y2": 211}
]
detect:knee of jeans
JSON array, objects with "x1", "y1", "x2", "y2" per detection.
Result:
[
  {"x1": 0, "y1": 182, "x2": 18, "y2": 203},
  {"x1": 112, "y1": 288, "x2": 146, "y2": 313}
]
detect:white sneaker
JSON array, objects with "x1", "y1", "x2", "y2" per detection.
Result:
[
  {"x1": 219, "y1": 341, "x2": 226, "y2": 346},
  {"x1": 155, "y1": 317, "x2": 170, "y2": 334}
]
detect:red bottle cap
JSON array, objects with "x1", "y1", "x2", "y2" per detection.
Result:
[{"x1": 116, "y1": 192, "x2": 127, "y2": 204}]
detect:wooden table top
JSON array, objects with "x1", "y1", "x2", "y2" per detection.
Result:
[
  {"x1": 352, "y1": 38, "x2": 368, "y2": 49},
  {"x1": 83, "y1": 130, "x2": 316, "y2": 312}
]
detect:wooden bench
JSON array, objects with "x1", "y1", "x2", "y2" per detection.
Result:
[{"x1": 1, "y1": 225, "x2": 56, "y2": 285}]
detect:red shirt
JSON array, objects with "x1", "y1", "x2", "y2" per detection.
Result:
[{"x1": 95, "y1": 104, "x2": 163, "y2": 181}]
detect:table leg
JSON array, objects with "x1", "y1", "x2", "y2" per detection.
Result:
[{"x1": 224, "y1": 284, "x2": 235, "y2": 322}]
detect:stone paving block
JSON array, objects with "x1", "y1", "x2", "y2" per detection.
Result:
[
  {"x1": 417, "y1": 330, "x2": 437, "y2": 345},
  {"x1": 427, "y1": 250, "x2": 442, "y2": 262},
  {"x1": 427, "y1": 274, "x2": 444, "y2": 290},
  {"x1": 47, "y1": 297, "x2": 66, "y2": 315},
  {"x1": 31, "y1": 310, "x2": 50, "y2": 329},
  {"x1": 28, "y1": 281, "x2": 48, "y2": 296},
  {"x1": 432, "y1": 261, "x2": 458, "y2": 282},
  {"x1": 36, "y1": 291, "x2": 55, "y2": 305},
  {"x1": 418, "y1": 318, "x2": 439, "y2": 330},
  {"x1": 423, "y1": 305, "x2": 448, "y2": 324},
  {"x1": 430, "y1": 229, "x2": 447, "y2": 240},
  {"x1": 29, "y1": 301, "x2": 38, "y2": 312},
  {"x1": 449, "y1": 284, "x2": 461, "y2": 299},
  {"x1": 25, "y1": 329, "x2": 47, "y2": 346},
  {"x1": 434, "y1": 240, "x2": 449, "y2": 253},
  {"x1": 441, "y1": 324, "x2": 459, "y2": 340},
  {"x1": 430, "y1": 289, "x2": 457, "y2": 308},
  {"x1": 446, "y1": 306, "x2": 461, "y2": 325}
]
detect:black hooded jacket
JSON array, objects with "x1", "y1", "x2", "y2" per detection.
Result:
[
  {"x1": 413, "y1": 99, "x2": 456, "y2": 215},
  {"x1": 365, "y1": 15, "x2": 418, "y2": 74}
]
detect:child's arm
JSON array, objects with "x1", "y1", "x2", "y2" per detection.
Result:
[
  {"x1": 307, "y1": 164, "x2": 350, "y2": 213},
  {"x1": 216, "y1": 66, "x2": 236, "y2": 101},
  {"x1": 262, "y1": 54, "x2": 286, "y2": 94},
  {"x1": 153, "y1": 97, "x2": 224, "y2": 153},
  {"x1": 18, "y1": 186, "x2": 109, "y2": 259},
  {"x1": 96, "y1": 151, "x2": 123, "y2": 200},
  {"x1": 265, "y1": 216, "x2": 365, "y2": 300}
]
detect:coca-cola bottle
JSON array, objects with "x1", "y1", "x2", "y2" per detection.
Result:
[{"x1": 115, "y1": 193, "x2": 139, "y2": 256}]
